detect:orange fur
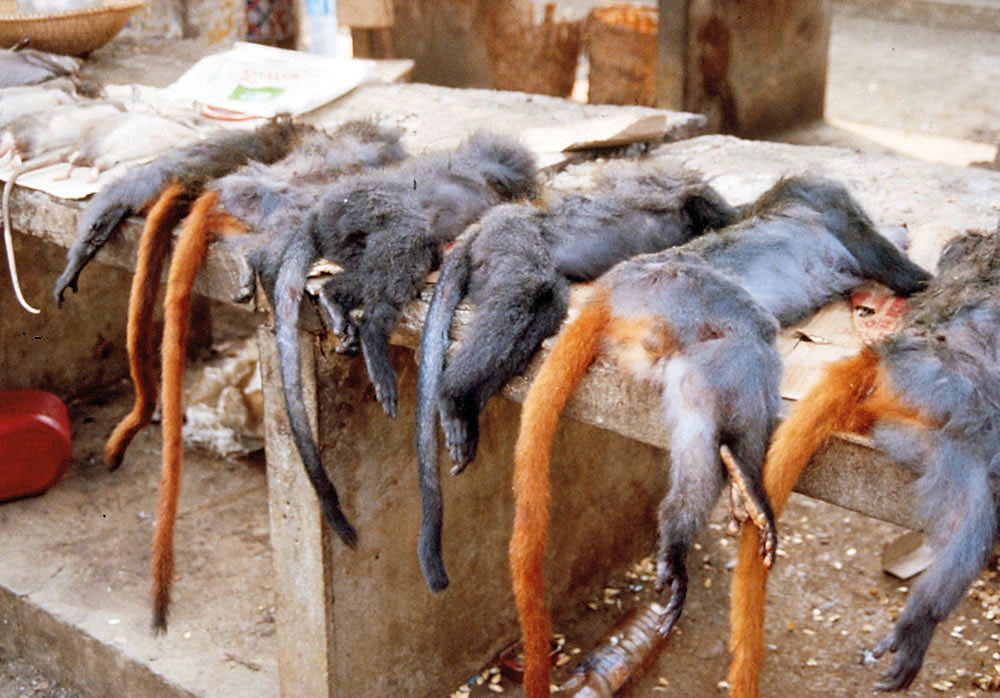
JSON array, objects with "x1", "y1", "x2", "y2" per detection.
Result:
[
  {"x1": 151, "y1": 190, "x2": 219, "y2": 630},
  {"x1": 510, "y1": 289, "x2": 611, "y2": 698},
  {"x1": 727, "y1": 348, "x2": 931, "y2": 697},
  {"x1": 105, "y1": 181, "x2": 187, "y2": 469},
  {"x1": 606, "y1": 316, "x2": 679, "y2": 370}
]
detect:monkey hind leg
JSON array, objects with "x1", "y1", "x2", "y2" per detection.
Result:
[
  {"x1": 870, "y1": 439, "x2": 996, "y2": 691},
  {"x1": 655, "y1": 356, "x2": 725, "y2": 637},
  {"x1": 358, "y1": 243, "x2": 436, "y2": 418},
  {"x1": 105, "y1": 181, "x2": 188, "y2": 470}
]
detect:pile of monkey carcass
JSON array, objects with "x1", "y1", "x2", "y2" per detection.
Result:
[{"x1": 37, "y1": 101, "x2": 1000, "y2": 698}]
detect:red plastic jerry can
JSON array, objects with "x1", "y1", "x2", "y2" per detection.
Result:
[{"x1": 0, "y1": 390, "x2": 72, "y2": 502}]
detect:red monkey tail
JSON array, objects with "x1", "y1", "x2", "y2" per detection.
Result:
[
  {"x1": 105, "y1": 180, "x2": 187, "y2": 469},
  {"x1": 151, "y1": 190, "x2": 218, "y2": 631},
  {"x1": 510, "y1": 289, "x2": 611, "y2": 698},
  {"x1": 727, "y1": 348, "x2": 882, "y2": 698}
]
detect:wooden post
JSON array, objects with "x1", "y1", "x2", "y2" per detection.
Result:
[
  {"x1": 259, "y1": 327, "x2": 336, "y2": 698},
  {"x1": 656, "y1": 0, "x2": 689, "y2": 111},
  {"x1": 658, "y1": 0, "x2": 831, "y2": 136},
  {"x1": 257, "y1": 325, "x2": 670, "y2": 697}
]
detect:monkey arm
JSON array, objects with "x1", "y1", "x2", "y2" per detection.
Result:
[
  {"x1": 316, "y1": 271, "x2": 364, "y2": 355},
  {"x1": 871, "y1": 444, "x2": 995, "y2": 690},
  {"x1": 357, "y1": 226, "x2": 438, "y2": 418},
  {"x1": 54, "y1": 118, "x2": 301, "y2": 304},
  {"x1": 417, "y1": 266, "x2": 568, "y2": 594},
  {"x1": 55, "y1": 168, "x2": 175, "y2": 304},
  {"x1": 439, "y1": 276, "x2": 568, "y2": 470}
]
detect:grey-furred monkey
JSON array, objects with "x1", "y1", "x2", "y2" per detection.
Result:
[
  {"x1": 511, "y1": 175, "x2": 932, "y2": 698},
  {"x1": 147, "y1": 119, "x2": 407, "y2": 631},
  {"x1": 728, "y1": 225, "x2": 1000, "y2": 696},
  {"x1": 256, "y1": 133, "x2": 537, "y2": 549},
  {"x1": 52, "y1": 117, "x2": 302, "y2": 305},
  {"x1": 415, "y1": 162, "x2": 740, "y2": 592}
]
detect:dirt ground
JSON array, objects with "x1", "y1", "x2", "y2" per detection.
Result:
[
  {"x1": 4, "y1": 5, "x2": 1000, "y2": 698},
  {"x1": 453, "y1": 7, "x2": 1000, "y2": 698},
  {"x1": 0, "y1": 651, "x2": 83, "y2": 698},
  {"x1": 453, "y1": 495, "x2": 1000, "y2": 697}
]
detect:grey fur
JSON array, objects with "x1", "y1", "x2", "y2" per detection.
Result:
[
  {"x1": 581, "y1": 175, "x2": 930, "y2": 636},
  {"x1": 263, "y1": 133, "x2": 537, "y2": 548},
  {"x1": 864, "y1": 228, "x2": 1000, "y2": 691},
  {"x1": 415, "y1": 162, "x2": 740, "y2": 592},
  {"x1": 219, "y1": 119, "x2": 409, "y2": 548}
]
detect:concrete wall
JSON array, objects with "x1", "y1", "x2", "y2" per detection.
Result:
[{"x1": 1, "y1": 233, "x2": 130, "y2": 396}]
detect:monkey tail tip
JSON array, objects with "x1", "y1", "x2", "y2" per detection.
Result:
[
  {"x1": 420, "y1": 564, "x2": 449, "y2": 593},
  {"x1": 151, "y1": 611, "x2": 168, "y2": 635},
  {"x1": 329, "y1": 510, "x2": 359, "y2": 549},
  {"x1": 418, "y1": 535, "x2": 450, "y2": 592},
  {"x1": 151, "y1": 594, "x2": 170, "y2": 635}
]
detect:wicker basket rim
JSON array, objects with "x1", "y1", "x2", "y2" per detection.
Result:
[{"x1": 0, "y1": 0, "x2": 143, "y2": 23}]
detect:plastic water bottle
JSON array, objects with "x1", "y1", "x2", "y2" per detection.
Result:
[
  {"x1": 305, "y1": 0, "x2": 338, "y2": 55},
  {"x1": 557, "y1": 601, "x2": 668, "y2": 696}
]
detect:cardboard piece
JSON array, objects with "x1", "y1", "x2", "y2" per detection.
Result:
[
  {"x1": 882, "y1": 530, "x2": 934, "y2": 580},
  {"x1": 520, "y1": 113, "x2": 670, "y2": 169}
]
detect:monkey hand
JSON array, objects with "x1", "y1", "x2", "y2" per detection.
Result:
[
  {"x1": 317, "y1": 292, "x2": 361, "y2": 355},
  {"x1": 333, "y1": 320, "x2": 361, "y2": 355},
  {"x1": 361, "y1": 354, "x2": 397, "y2": 418},
  {"x1": 232, "y1": 271, "x2": 257, "y2": 305},
  {"x1": 439, "y1": 404, "x2": 478, "y2": 474},
  {"x1": 654, "y1": 544, "x2": 688, "y2": 637},
  {"x1": 869, "y1": 616, "x2": 935, "y2": 691},
  {"x1": 720, "y1": 444, "x2": 777, "y2": 567}
]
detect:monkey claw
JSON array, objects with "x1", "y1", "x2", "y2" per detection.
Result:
[{"x1": 720, "y1": 444, "x2": 776, "y2": 568}]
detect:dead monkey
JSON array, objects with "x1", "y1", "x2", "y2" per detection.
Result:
[
  {"x1": 52, "y1": 117, "x2": 301, "y2": 305},
  {"x1": 51, "y1": 118, "x2": 303, "y2": 471},
  {"x1": 510, "y1": 176, "x2": 932, "y2": 698},
  {"x1": 148, "y1": 120, "x2": 407, "y2": 630},
  {"x1": 415, "y1": 163, "x2": 740, "y2": 592},
  {"x1": 727, "y1": 227, "x2": 1000, "y2": 696},
  {"x1": 258, "y1": 133, "x2": 537, "y2": 551}
]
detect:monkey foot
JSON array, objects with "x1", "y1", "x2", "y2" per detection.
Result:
[
  {"x1": 332, "y1": 320, "x2": 360, "y2": 355},
  {"x1": 373, "y1": 379, "x2": 397, "y2": 418},
  {"x1": 868, "y1": 623, "x2": 927, "y2": 692},
  {"x1": 654, "y1": 558, "x2": 687, "y2": 638},
  {"x1": 720, "y1": 445, "x2": 776, "y2": 567}
]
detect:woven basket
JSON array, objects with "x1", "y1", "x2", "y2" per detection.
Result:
[
  {"x1": 0, "y1": 0, "x2": 143, "y2": 55},
  {"x1": 487, "y1": 2, "x2": 581, "y2": 98},
  {"x1": 584, "y1": 3, "x2": 658, "y2": 107}
]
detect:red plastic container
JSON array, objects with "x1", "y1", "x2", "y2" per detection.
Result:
[{"x1": 0, "y1": 390, "x2": 72, "y2": 502}]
